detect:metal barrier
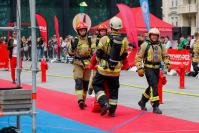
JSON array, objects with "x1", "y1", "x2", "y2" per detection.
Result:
[{"x1": 0, "y1": 0, "x2": 37, "y2": 132}]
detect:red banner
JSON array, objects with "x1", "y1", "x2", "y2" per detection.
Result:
[
  {"x1": 168, "y1": 49, "x2": 192, "y2": 72},
  {"x1": 35, "y1": 14, "x2": 48, "y2": 47},
  {"x1": 0, "y1": 43, "x2": 9, "y2": 69},
  {"x1": 117, "y1": 4, "x2": 138, "y2": 67},
  {"x1": 54, "y1": 16, "x2": 60, "y2": 53}
]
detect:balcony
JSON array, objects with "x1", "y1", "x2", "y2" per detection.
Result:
[{"x1": 177, "y1": 4, "x2": 197, "y2": 14}]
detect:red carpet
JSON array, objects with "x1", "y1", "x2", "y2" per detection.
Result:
[
  {"x1": 0, "y1": 79, "x2": 19, "y2": 89},
  {"x1": 1, "y1": 79, "x2": 199, "y2": 132}
]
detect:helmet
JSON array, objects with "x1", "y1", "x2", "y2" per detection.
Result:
[
  {"x1": 76, "y1": 22, "x2": 88, "y2": 30},
  {"x1": 97, "y1": 24, "x2": 108, "y2": 31},
  {"x1": 148, "y1": 28, "x2": 160, "y2": 36},
  {"x1": 109, "y1": 17, "x2": 122, "y2": 30}
]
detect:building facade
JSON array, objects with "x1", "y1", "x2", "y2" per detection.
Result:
[
  {"x1": 163, "y1": 0, "x2": 199, "y2": 35},
  {"x1": 0, "y1": 0, "x2": 162, "y2": 37}
]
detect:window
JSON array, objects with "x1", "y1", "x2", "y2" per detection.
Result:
[
  {"x1": 171, "y1": 0, "x2": 177, "y2": 7},
  {"x1": 172, "y1": 0, "x2": 174, "y2": 7},
  {"x1": 175, "y1": 17, "x2": 178, "y2": 26},
  {"x1": 171, "y1": 17, "x2": 174, "y2": 25}
]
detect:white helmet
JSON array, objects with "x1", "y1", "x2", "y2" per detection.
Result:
[
  {"x1": 148, "y1": 28, "x2": 160, "y2": 36},
  {"x1": 109, "y1": 17, "x2": 123, "y2": 30}
]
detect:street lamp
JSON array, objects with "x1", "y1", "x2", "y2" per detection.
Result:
[{"x1": 79, "y1": 1, "x2": 88, "y2": 13}]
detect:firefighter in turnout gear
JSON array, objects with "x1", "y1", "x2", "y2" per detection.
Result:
[
  {"x1": 96, "y1": 24, "x2": 108, "y2": 46},
  {"x1": 88, "y1": 24, "x2": 108, "y2": 95},
  {"x1": 135, "y1": 28, "x2": 170, "y2": 114},
  {"x1": 93, "y1": 17, "x2": 128, "y2": 117},
  {"x1": 192, "y1": 32, "x2": 199, "y2": 77},
  {"x1": 68, "y1": 22, "x2": 95, "y2": 110}
]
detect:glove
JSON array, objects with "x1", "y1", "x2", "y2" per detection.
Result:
[{"x1": 137, "y1": 68, "x2": 145, "y2": 77}]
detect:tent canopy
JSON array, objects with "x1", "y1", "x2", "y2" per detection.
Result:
[{"x1": 91, "y1": 7, "x2": 173, "y2": 37}]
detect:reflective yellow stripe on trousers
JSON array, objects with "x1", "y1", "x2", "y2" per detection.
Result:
[
  {"x1": 96, "y1": 91, "x2": 105, "y2": 100},
  {"x1": 109, "y1": 99, "x2": 118, "y2": 105},
  {"x1": 150, "y1": 87, "x2": 159, "y2": 102}
]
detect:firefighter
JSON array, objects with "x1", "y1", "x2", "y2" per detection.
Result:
[
  {"x1": 192, "y1": 32, "x2": 199, "y2": 77},
  {"x1": 93, "y1": 17, "x2": 128, "y2": 117},
  {"x1": 96, "y1": 24, "x2": 108, "y2": 46},
  {"x1": 135, "y1": 28, "x2": 170, "y2": 114},
  {"x1": 88, "y1": 24, "x2": 108, "y2": 95},
  {"x1": 68, "y1": 22, "x2": 95, "y2": 110}
]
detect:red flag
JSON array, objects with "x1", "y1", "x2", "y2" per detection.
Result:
[
  {"x1": 35, "y1": 14, "x2": 48, "y2": 46},
  {"x1": 117, "y1": 4, "x2": 138, "y2": 67},
  {"x1": 54, "y1": 16, "x2": 60, "y2": 54}
]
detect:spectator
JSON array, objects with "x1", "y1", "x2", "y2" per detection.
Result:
[
  {"x1": 0, "y1": 37, "x2": 3, "y2": 44},
  {"x1": 52, "y1": 35, "x2": 57, "y2": 59},
  {"x1": 43, "y1": 42, "x2": 48, "y2": 60},
  {"x1": 37, "y1": 37, "x2": 43, "y2": 61},
  {"x1": 164, "y1": 36, "x2": 172, "y2": 50},
  {"x1": 22, "y1": 36, "x2": 29, "y2": 61},
  {"x1": 184, "y1": 35, "x2": 192, "y2": 50},
  {"x1": 192, "y1": 32, "x2": 199, "y2": 77},
  {"x1": 61, "y1": 37, "x2": 67, "y2": 61},
  {"x1": 138, "y1": 34, "x2": 145, "y2": 47},
  {"x1": 48, "y1": 38, "x2": 54, "y2": 59},
  {"x1": 160, "y1": 36, "x2": 165, "y2": 44},
  {"x1": 27, "y1": 36, "x2": 32, "y2": 61},
  {"x1": 178, "y1": 37, "x2": 187, "y2": 50},
  {"x1": 7, "y1": 32, "x2": 22, "y2": 83}
]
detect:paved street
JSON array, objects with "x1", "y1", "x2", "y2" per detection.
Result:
[{"x1": 0, "y1": 61, "x2": 199, "y2": 123}]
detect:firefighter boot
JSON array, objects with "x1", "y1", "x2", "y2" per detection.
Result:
[
  {"x1": 138, "y1": 95, "x2": 148, "y2": 111},
  {"x1": 101, "y1": 103, "x2": 110, "y2": 116},
  {"x1": 78, "y1": 100, "x2": 85, "y2": 110},
  {"x1": 108, "y1": 105, "x2": 117, "y2": 117},
  {"x1": 153, "y1": 107, "x2": 162, "y2": 114},
  {"x1": 152, "y1": 101, "x2": 162, "y2": 114}
]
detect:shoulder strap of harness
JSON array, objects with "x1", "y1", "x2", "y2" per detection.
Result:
[
  {"x1": 87, "y1": 36, "x2": 92, "y2": 48},
  {"x1": 96, "y1": 38, "x2": 100, "y2": 47},
  {"x1": 144, "y1": 40, "x2": 151, "y2": 59},
  {"x1": 72, "y1": 37, "x2": 79, "y2": 50},
  {"x1": 73, "y1": 36, "x2": 92, "y2": 49},
  {"x1": 144, "y1": 40, "x2": 162, "y2": 58}
]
